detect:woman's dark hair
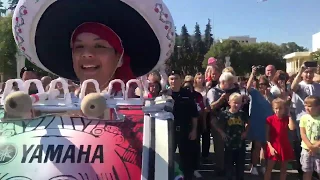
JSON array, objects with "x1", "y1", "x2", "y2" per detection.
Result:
[
  {"x1": 182, "y1": 81, "x2": 194, "y2": 91},
  {"x1": 272, "y1": 70, "x2": 289, "y2": 84},
  {"x1": 258, "y1": 75, "x2": 270, "y2": 87},
  {"x1": 149, "y1": 81, "x2": 162, "y2": 95}
]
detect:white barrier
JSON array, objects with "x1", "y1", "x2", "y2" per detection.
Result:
[{"x1": 1, "y1": 78, "x2": 146, "y2": 112}]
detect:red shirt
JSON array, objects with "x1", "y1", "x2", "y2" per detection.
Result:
[
  {"x1": 193, "y1": 91, "x2": 205, "y2": 111},
  {"x1": 265, "y1": 114, "x2": 294, "y2": 161}
]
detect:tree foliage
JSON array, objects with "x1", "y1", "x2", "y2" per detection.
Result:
[
  {"x1": 192, "y1": 23, "x2": 206, "y2": 73},
  {"x1": 166, "y1": 27, "x2": 179, "y2": 73},
  {"x1": 166, "y1": 21, "x2": 307, "y2": 76},
  {"x1": 0, "y1": 15, "x2": 17, "y2": 78},
  {"x1": 279, "y1": 42, "x2": 308, "y2": 55},
  {"x1": 178, "y1": 25, "x2": 193, "y2": 75},
  {"x1": 204, "y1": 19, "x2": 213, "y2": 51},
  {"x1": 8, "y1": 0, "x2": 18, "y2": 10},
  {"x1": 0, "y1": 13, "x2": 53, "y2": 79},
  {"x1": 0, "y1": 1, "x2": 6, "y2": 15},
  {"x1": 167, "y1": 21, "x2": 213, "y2": 76},
  {"x1": 203, "y1": 40, "x2": 296, "y2": 75},
  {"x1": 311, "y1": 49, "x2": 320, "y2": 62}
]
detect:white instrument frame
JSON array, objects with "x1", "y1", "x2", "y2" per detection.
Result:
[{"x1": 1, "y1": 78, "x2": 148, "y2": 111}]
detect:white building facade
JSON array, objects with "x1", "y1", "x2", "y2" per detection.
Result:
[
  {"x1": 284, "y1": 31, "x2": 320, "y2": 74},
  {"x1": 224, "y1": 36, "x2": 257, "y2": 44},
  {"x1": 312, "y1": 32, "x2": 320, "y2": 52}
]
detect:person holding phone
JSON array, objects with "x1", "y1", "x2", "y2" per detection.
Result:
[
  {"x1": 291, "y1": 60, "x2": 320, "y2": 178},
  {"x1": 270, "y1": 70, "x2": 290, "y2": 102},
  {"x1": 291, "y1": 61, "x2": 320, "y2": 124}
]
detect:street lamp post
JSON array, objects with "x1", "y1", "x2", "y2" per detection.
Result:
[
  {"x1": 177, "y1": 46, "x2": 181, "y2": 59},
  {"x1": 15, "y1": 50, "x2": 26, "y2": 78},
  {"x1": 225, "y1": 56, "x2": 231, "y2": 67}
]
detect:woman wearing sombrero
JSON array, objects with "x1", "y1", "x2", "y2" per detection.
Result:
[
  {"x1": 13, "y1": 0, "x2": 175, "y2": 96},
  {"x1": 10, "y1": 0, "x2": 179, "y2": 180}
]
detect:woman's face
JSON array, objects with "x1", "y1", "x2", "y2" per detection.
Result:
[
  {"x1": 258, "y1": 81, "x2": 268, "y2": 92},
  {"x1": 149, "y1": 82, "x2": 160, "y2": 94},
  {"x1": 148, "y1": 74, "x2": 160, "y2": 83},
  {"x1": 195, "y1": 75, "x2": 204, "y2": 85},
  {"x1": 277, "y1": 79, "x2": 286, "y2": 87},
  {"x1": 211, "y1": 68, "x2": 220, "y2": 81},
  {"x1": 72, "y1": 32, "x2": 120, "y2": 87}
]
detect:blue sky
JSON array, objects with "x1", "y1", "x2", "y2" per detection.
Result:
[
  {"x1": 3, "y1": 0, "x2": 319, "y2": 49},
  {"x1": 163, "y1": 0, "x2": 320, "y2": 50}
]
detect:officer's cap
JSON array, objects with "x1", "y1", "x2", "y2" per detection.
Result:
[
  {"x1": 168, "y1": 70, "x2": 182, "y2": 77},
  {"x1": 20, "y1": 67, "x2": 35, "y2": 78}
]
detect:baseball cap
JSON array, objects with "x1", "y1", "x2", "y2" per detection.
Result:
[{"x1": 20, "y1": 67, "x2": 35, "y2": 78}]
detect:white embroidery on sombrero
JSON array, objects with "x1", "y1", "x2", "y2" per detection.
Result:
[
  {"x1": 154, "y1": 3, "x2": 175, "y2": 58},
  {"x1": 13, "y1": 5, "x2": 31, "y2": 60},
  {"x1": 12, "y1": 0, "x2": 175, "y2": 77}
]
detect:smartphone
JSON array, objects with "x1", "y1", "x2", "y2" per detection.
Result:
[
  {"x1": 304, "y1": 61, "x2": 318, "y2": 68},
  {"x1": 279, "y1": 73, "x2": 287, "y2": 81}
]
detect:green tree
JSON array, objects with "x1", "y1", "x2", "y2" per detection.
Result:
[
  {"x1": 166, "y1": 27, "x2": 180, "y2": 73},
  {"x1": 179, "y1": 24, "x2": 194, "y2": 75},
  {"x1": 0, "y1": 1, "x2": 6, "y2": 15},
  {"x1": 204, "y1": 40, "x2": 244, "y2": 73},
  {"x1": 8, "y1": 0, "x2": 18, "y2": 10},
  {"x1": 0, "y1": 13, "x2": 51, "y2": 79},
  {"x1": 203, "y1": 41, "x2": 287, "y2": 75},
  {"x1": 192, "y1": 22, "x2": 206, "y2": 73},
  {"x1": 0, "y1": 15, "x2": 17, "y2": 79},
  {"x1": 246, "y1": 42, "x2": 285, "y2": 70},
  {"x1": 279, "y1": 42, "x2": 308, "y2": 55},
  {"x1": 311, "y1": 49, "x2": 320, "y2": 62},
  {"x1": 204, "y1": 19, "x2": 213, "y2": 51}
]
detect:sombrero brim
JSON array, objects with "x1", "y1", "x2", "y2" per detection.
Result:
[{"x1": 35, "y1": 0, "x2": 160, "y2": 80}]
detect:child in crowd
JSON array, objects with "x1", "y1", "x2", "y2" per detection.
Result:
[
  {"x1": 264, "y1": 98, "x2": 295, "y2": 180},
  {"x1": 214, "y1": 92, "x2": 249, "y2": 180},
  {"x1": 299, "y1": 96, "x2": 320, "y2": 180}
]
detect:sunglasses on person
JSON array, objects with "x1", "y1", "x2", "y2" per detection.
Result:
[{"x1": 259, "y1": 83, "x2": 269, "y2": 87}]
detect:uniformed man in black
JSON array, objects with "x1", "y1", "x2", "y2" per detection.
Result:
[{"x1": 168, "y1": 70, "x2": 199, "y2": 180}]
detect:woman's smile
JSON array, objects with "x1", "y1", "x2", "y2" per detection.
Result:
[
  {"x1": 72, "y1": 32, "x2": 120, "y2": 86},
  {"x1": 80, "y1": 64, "x2": 101, "y2": 75}
]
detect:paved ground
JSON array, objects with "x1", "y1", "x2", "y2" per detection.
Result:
[{"x1": 176, "y1": 141, "x2": 302, "y2": 180}]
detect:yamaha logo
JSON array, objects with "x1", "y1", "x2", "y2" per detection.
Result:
[{"x1": 0, "y1": 144, "x2": 17, "y2": 165}]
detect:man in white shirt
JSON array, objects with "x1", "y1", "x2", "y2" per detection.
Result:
[
  {"x1": 291, "y1": 66, "x2": 320, "y2": 123},
  {"x1": 291, "y1": 65, "x2": 320, "y2": 177},
  {"x1": 206, "y1": 72, "x2": 235, "y2": 176},
  {"x1": 265, "y1": 65, "x2": 276, "y2": 86}
]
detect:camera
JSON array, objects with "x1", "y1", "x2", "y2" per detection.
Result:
[
  {"x1": 255, "y1": 65, "x2": 265, "y2": 74},
  {"x1": 256, "y1": 65, "x2": 265, "y2": 69}
]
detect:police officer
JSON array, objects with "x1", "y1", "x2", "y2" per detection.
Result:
[
  {"x1": 20, "y1": 67, "x2": 39, "y2": 94},
  {"x1": 168, "y1": 70, "x2": 199, "y2": 180}
]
